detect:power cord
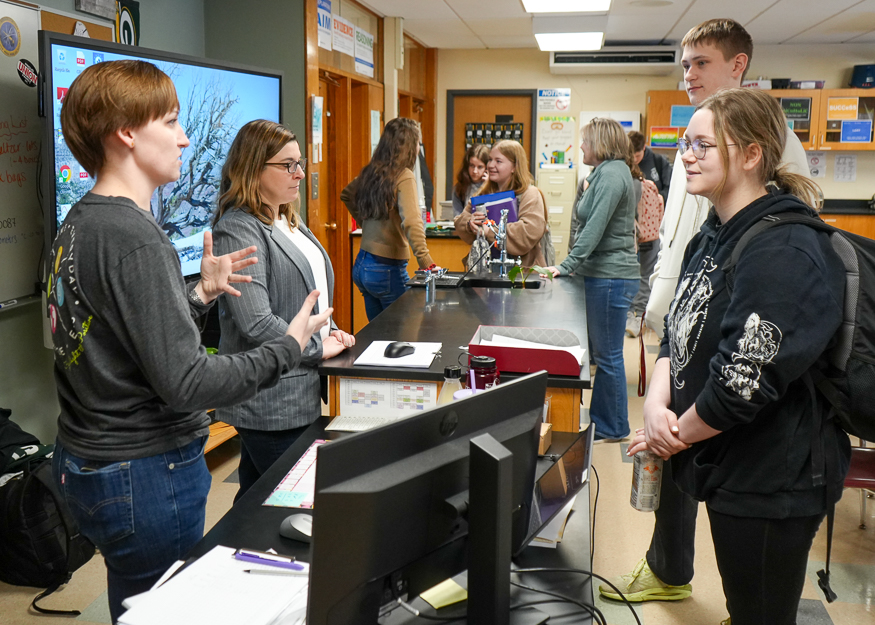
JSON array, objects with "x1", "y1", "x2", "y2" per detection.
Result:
[
  {"x1": 510, "y1": 580, "x2": 606, "y2": 625},
  {"x1": 513, "y1": 567, "x2": 642, "y2": 625},
  {"x1": 590, "y1": 464, "x2": 600, "y2": 562}
]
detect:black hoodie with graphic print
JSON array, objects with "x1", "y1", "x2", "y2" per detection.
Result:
[{"x1": 658, "y1": 190, "x2": 850, "y2": 519}]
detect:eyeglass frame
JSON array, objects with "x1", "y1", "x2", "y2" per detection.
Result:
[
  {"x1": 264, "y1": 158, "x2": 307, "y2": 174},
  {"x1": 677, "y1": 137, "x2": 737, "y2": 160}
]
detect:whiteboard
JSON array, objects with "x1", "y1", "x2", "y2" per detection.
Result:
[{"x1": 0, "y1": 2, "x2": 42, "y2": 303}]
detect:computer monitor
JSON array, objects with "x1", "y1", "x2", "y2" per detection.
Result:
[
  {"x1": 307, "y1": 372, "x2": 549, "y2": 625},
  {"x1": 37, "y1": 31, "x2": 282, "y2": 278}
]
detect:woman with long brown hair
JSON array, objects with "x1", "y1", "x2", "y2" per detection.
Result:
[
  {"x1": 212, "y1": 119, "x2": 353, "y2": 500},
  {"x1": 452, "y1": 144, "x2": 490, "y2": 217},
  {"x1": 341, "y1": 117, "x2": 437, "y2": 320}
]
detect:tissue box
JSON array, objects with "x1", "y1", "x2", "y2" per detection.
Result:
[
  {"x1": 468, "y1": 326, "x2": 583, "y2": 376},
  {"x1": 538, "y1": 423, "x2": 553, "y2": 456}
]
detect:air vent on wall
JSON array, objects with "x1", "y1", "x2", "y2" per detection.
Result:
[{"x1": 550, "y1": 46, "x2": 678, "y2": 75}]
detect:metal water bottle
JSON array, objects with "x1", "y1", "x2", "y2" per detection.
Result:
[{"x1": 630, "y1": 451, "x2": 663, "y2": 512}]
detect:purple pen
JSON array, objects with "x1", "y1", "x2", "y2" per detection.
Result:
[{"x1": 234, "y1": 552, "x2": 304, "y2": 571}]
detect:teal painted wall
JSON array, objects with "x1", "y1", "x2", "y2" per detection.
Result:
[{"x1": 204, "y1": 0, "x2": 308, "y2": 222}]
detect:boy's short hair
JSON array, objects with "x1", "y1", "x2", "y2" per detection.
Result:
[
  {"x1": 628, "y1": 131, "x2": 646, "y2": 153},
  {"x1": 61, "y1": 60, "x2": 179, "y2": 176},
  {"x1": 681, "y1": 18, "x2": 753, "y2": 81}
]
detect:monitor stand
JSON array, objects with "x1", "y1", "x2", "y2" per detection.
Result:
[{"x1": 468, "y1": 434, "x2": 549, "y2": 625}]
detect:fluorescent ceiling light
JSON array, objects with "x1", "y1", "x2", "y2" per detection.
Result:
[
  {"x1": 523, "y1": 0, "x2": 611, "y2": 12},
  {"x1": 535, "y1": 32, "x2": 604, "y2": 51}
]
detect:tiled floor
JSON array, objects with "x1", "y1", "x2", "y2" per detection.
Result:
[{"x1": 1, "y1": 327, "x2": 873, "y2": 624}]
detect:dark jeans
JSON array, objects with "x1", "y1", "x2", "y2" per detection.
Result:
[
  {"x1": 631, "y1": 240, "x2": 658, "y2": 315},
  {"x1": 234, "y1": 425, "x2": 311, "y2": 502},
  {"x1": 646, "y1": 458, "x2": 699, "y2": 586},
  {"x1": 708, "y1": 507, "x2": 824, "y2": 625},
  {"x1": 52, "y1": 436, "x2": 210, "y2": 623},
  {"x1": 352, "y1": 250, "x2": 409, "y2": 321}
]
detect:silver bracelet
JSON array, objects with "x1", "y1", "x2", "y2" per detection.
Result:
[{"x1": 188, "y1": 287, "x2": 204, "y2": 305}]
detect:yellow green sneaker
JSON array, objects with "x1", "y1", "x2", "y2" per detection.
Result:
[{"x1": 598, "y1": 558, "x2": 692, "y2": 602}]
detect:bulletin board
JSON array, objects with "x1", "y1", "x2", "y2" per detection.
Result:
[
  {"x1": 0, "y1": 1, "x2": 112, "y2": 305},
  {"x1": 445, "y1": 89, "x2": 537, "y2": 200}
]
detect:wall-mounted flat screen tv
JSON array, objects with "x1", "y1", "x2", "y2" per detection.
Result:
[{"x1": 38, "y1": 31, "x2": 282, "y2": 278}]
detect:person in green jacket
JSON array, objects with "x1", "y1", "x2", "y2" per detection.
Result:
[{"x1": 545, "y1": 118, "x2": 639, "y2": 442}]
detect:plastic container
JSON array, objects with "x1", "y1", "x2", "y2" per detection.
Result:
[
  {"x1": 630, "y1": 450, "x2": 663, "y2": 512},
  {"x1": 437, "y1": 366, "x2": 464, "y2": 405},
  {"x1": 469, "y1": 355, "x2": 500, "y2": 390}
]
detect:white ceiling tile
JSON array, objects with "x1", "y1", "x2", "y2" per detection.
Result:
[
  {"x1": 359, "y1": 0, "x2": 875, "y2": 51},
  {"x1": 402, "y1": 19, "x2": 487, "y2": 48}
]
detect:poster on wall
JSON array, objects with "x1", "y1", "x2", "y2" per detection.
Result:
[
  {"x1": 807, "y1": 151, "x2": 826, "y2": 178},
  {"x1": 537, "y1": 88, "x2": 570, "y2": 113},
  {"x1": 650, "y1": 127, "x2": 679, "y2": 148},
  {"x1": 332, "y1": 14, "x2": 354, "y2": 56},
  {"x1": 354, "y1": 26, "x2": 374, "y2": 78},
  {"x1": 317, "y1": 0, "x2": 331, "y2": 51},
  {"x1": 115, "y1": 0, "x2": 139, "y2": 46},
  {"x1": 834, "y1": 154, "x2": 856, "y2": 182},
  {"x1": 538, "y1": 116, "x2": 575, "y2": 168}
]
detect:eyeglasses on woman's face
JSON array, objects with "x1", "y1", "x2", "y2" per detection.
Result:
[
  {"x1": 264, "y1": 158, "x2": 307, "y2": 174},
  {"x1": 677, "y1": 137, "x2": 737, "y2": 160}
]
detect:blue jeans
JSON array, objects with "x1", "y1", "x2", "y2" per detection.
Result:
[
  {"x1": 52, "y1": 437, "x2": 211, "y2": 623},
  {"x1": 583, "y1": 276, "x2": 638, "y2": 440},
  {"x1": 352, "y1": 250, "x2": 409, "y2": 321},
  {"x1": 234, "y1": 425, "x2": 310, "y2": 502}
]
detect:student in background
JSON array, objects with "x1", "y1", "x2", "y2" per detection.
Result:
[
  {"x1": 212, "y1": 120, "x2": 353, "y2": 502},
  {"x1": 341, "y1": 117, "x2": 438, "y2": 320},
  {"x1": 544, "y1": 118, "x2": 639, "y2": 443},
  {"x1": 602, "y1": 18, "x2": 811, "y2": 610},
  {"x1": 455, "y1": 140, "x2": 547, "y2": 267},
  {"x1": 627, "y1": 87, "x2": 848, "y2": 625},
  {"x1": 48, "y1": 61, "x2": 329, "y2": 622},
  {"x1": 626, "y1": 135, "x2": 666, "y2": 338},
  {"x1": 452, "y1": 144, "x2": 490, "y2": 217},
  {"x1": 628, "y1": 130, "x2": 672, "y2": 205}
]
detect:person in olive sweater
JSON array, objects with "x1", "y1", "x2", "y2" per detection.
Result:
[
  {"x1": 341, "y1": 117, "x2": 437, "y2": 321},
  {"x1": 545, "y1": 118, "x2": 639, "y2": 442}
]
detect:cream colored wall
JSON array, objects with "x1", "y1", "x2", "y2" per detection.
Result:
[{"x1": 436, "y1": 44, "x2": 875, "y2": 202}]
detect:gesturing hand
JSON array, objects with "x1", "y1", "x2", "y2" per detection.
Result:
[
  {"x1": 196, "y1": 230, "x2": 258, "y2": 303},
  {"x1": 286, "y1": 291, "x2": 333, "y2": 351},
  {"x1": 321, "y1": 335, "x2": 346, "y2": 360}
]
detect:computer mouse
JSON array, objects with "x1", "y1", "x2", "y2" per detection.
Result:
[
  {"x1": 279, "y1": 513, "x2": 313, "y2": 543},
  {"x1": 384, "y1": 341, "x2": 415, "y2": 358}
]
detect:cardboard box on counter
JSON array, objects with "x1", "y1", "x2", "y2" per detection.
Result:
[{"x1": 539, "y1": 422, "x2": 553, "y2": 456}]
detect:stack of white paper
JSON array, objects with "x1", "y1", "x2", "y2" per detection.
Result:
[
  {"x1": 118, "y1": 546, "x2": 308, "y2": 625},
  {"x1": 353, "y1": 341, "x2": 442, "y2": 368}
]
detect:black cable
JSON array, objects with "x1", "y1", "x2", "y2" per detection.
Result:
[
  {"x1": 512, "y1": 567, "x2": 642, "y2": 625},
  {"x1": 590, "y1": 464, "x2": 600, "y2": 562},
  {"x1": 510, "y1": 580, "x2": 606, "y2": 625}
]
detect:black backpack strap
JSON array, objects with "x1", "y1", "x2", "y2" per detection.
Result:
[{"x1": 29, "y1": 460, "x2": 92, "y2": 616}]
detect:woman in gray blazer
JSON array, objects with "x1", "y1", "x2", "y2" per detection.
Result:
[{"x1": 212, "y1": 120, "x2": 354, "y2": 500}]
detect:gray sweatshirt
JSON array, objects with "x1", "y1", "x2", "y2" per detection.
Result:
[{"x1": 48, "y1": 193, "x2": 302, "y2": 461}]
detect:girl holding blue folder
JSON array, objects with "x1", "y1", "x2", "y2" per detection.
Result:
[{"x1": 455, "y1": 140, "x2": 547, "y2": 267}]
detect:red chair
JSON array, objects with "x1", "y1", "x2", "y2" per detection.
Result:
[{"x1": 845, "y1": 441, "x2": 875, "y2": 529}]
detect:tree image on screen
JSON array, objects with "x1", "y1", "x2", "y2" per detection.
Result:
[{"x1": 152, "y1": 68, "x2": 239, "y2": 262}]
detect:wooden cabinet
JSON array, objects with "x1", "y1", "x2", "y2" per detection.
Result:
[
  {"x1": 819, "y1": 214, "x2": 875, "y2": 239},
  {"x1": 646, "y1": 88, "x2": 875, "y2": 152}
]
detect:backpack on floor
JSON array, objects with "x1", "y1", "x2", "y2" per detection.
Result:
[
  {"x1": 0, "y1": 456, "x2": 96, "y2": 615},
  {"x1": 725, "y1": 211, "x2": 875, "y2": 603}
]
